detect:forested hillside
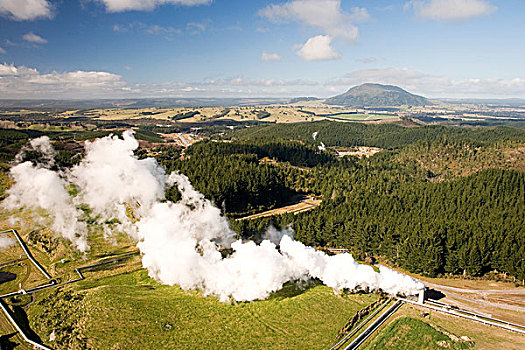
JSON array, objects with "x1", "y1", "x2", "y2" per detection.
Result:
[
  {"x1": 1, "y1": 123, "x2": 523, "y2": 282},
  {"x1": 231, "y1": 121, "x2": 525, "y2": 149},
  {"x1": 396, "y1": 138, "x2": 525, "y2": 179},
  {"x1": 151, "y1": 132, "x2": 525, "y2": 280},
  {"x1": 271, "y1": 168, "x2": 524, "y2": 280},
  {"x1": 205, "y1": 122, "x2": 524, "y2": 281}
]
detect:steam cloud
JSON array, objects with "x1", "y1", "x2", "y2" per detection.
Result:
[
  {"x1": 0, "y1": 236, "x2": 15, "y2": 250},
  {"x1": 3, "y1": 131, "x2": 423, "y2": 301},
  {"x1": 313, "y1": 131, "x2": 326, "y2": 151},
  {"x1": 4, "y1": 149, "x2": 89, "y2": 251}
]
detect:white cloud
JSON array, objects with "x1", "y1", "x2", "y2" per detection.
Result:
[
  {"x1": 147, "y1": 24, "x2": 179, "y2": 36},
  {"x1": 0, "y1": 0, "x2": 53, "y2": 21},
  {"x1": 407, "y1": 0, "x2": 497, "y2": 20},
  {"x1": 113, "y1": 22, "x2": 181, "y2": 39},
  {"x1": 259, "y1": 0, "x2": 368, "y2": 42},
  {"x1": 0, "y1": 236, "x2": 15, "y2": 250},
  {"x1": 22, "y1": 32, "x2": 48, "y2": 44},
  {"x1": 186, "y1": 22, "x2": 206, "y2": 34},
  {"x1": 180, "y1": 86, "x2": 204, "y2": 92},
  {"x1": 261, "y1": 52, "x2": 281, "y2": 62},
  {"x1": 4, "y1": 62, "x2": 524, "y2": 100},
  {"x1": 0, "y1": 63, "x2": 127, "y2": 98},
  {"x1": 0, "y1": 63, "x2": 38, "y2": 76},
  {"x1": 327, "y1": 67, "x2": 525, "y2": 98},
  {"x1": 99, "y1": 0, "x2": 212, "y2": 12},
  {"x1": 297, "y1": 35, "x2": 341, "y2": 61},
  {"x1": 202, "y1": 76, "x2": 318, "y2": 87},
  {"x1": 0, "y1": 47, "x2": 6, "y2": 54},
  {"x1": 119, "y1": 76, "x2": 322, "y2": 98},
  {"x1": 0, "y1": 62, "x2": 322, "y2": 98}
]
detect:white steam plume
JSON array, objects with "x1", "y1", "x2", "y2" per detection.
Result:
[
  {"x1": 0, "y1": 236, "x2": 15, "y2": 250},
  {"x1": 69, "y1": 130, "x2": 167, "y2": 237},
  {"x1": 262, "y1": 224, "x2": 293, "y2": 245},
  {"x1": 3, "y1": 137, "x2": 88, "y2": 251},
  {"x1": 4, "y1": 131, "x2": 423, "y2": 301},
  {"x1": 313, "y1": 131, "x2": 326, "y2": 151},
  {"x1": 15, "y1": 135, "x2": 56, "y2": 167},
  {"x1": 280, "y1": 236, "x2": 422, "y2": 296}
]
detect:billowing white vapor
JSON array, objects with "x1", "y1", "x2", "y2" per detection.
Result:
[
  {"x1": 4, "y1": 137, "x2": 89, "y2": 252},
  {"x1": 4, "y1": 131, "x2": 423, "y2": 301},
  {"x1": 313, "y1": 131, "x2": 326, "y2": 151},
  {"x1": 0, "y1": 236, "x2": 15, "y2": 250}
]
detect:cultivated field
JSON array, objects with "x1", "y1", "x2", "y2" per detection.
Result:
[{"x1": 46, "y1": 106, "x2": 401, "y2": 124}]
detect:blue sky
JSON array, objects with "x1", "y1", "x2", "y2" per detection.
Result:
[{"x1": 1, "y1": 0, "x2": 525, "y2": 99}]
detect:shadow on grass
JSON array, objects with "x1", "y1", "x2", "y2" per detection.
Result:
[
  {"x1": 267, "y1": 279, "x2": 323, "y2": 301},
  {"x1": 92, "y1": 249, "x2": 137, "y2": 259},
  {"x1": 79, "y1": 253, "x2": 138, "y2": 274},
  {"x1": 0, "y1": 272, "x2": 17, "y2": 284},
  {"x1": 11, "y1": 305, "x2": 42, "y2": 344},
  {"x1": 0, "y1": 332, "x2": 18, "y2": 350}
]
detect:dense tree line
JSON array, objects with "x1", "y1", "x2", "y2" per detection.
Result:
[
  {"x1": 186, "y1": 139, "x2": 333, "y2": 167},
  {"x1": 161, "y1": 151, "x2": 297, "y2": 215},
  {"x1": 0, "y1": 128, "x2": 45, "y2": 162},
  {"x1": 167, "y1": 136, "x2": 525, "y2": 280},
  {"x1": 231, "y1": 120, "x2": 525, "y2": 149},
  {"x1": 181, "y1": 135, "x2": 524, "y2": 281},
  {"x1": 396, "y1": 137, "x2": 525, "y2": 179},
  {"x1": 265, "y1": 168, "x2": 523, "y2": 280}
]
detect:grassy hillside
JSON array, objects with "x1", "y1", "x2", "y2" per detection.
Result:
[{"x1": 28, "y1": 270, "x2": 378, "y2": 349}]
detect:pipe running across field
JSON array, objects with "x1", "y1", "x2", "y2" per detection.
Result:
[
  {"x1": 400, "y1": 297, "x2": 525, "y2": 335},
  {"x1": 342, "y1": 299, "x2": 405, "y2": 350},
  {"x1": 0, "y1": 229, "x2": 52, "y2": 279},
  {"x1": 330, "y1": 298, "x2": 392, "y2": 350}
]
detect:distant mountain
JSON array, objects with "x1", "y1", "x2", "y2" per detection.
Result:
[
  {"x1": 325, "y1": 83, "x2": 431, "y2": 107},
  {"x1": 288, "y1": 97, "x2": 321, "y2": 104}
]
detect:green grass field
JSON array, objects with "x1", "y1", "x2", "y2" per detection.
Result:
[
  {"x1": 28, "y1": 269, "x2": 378, "y2": 350},
  {"x1": 362, "y1": 316, "x2": 472, "y2": 350}
]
